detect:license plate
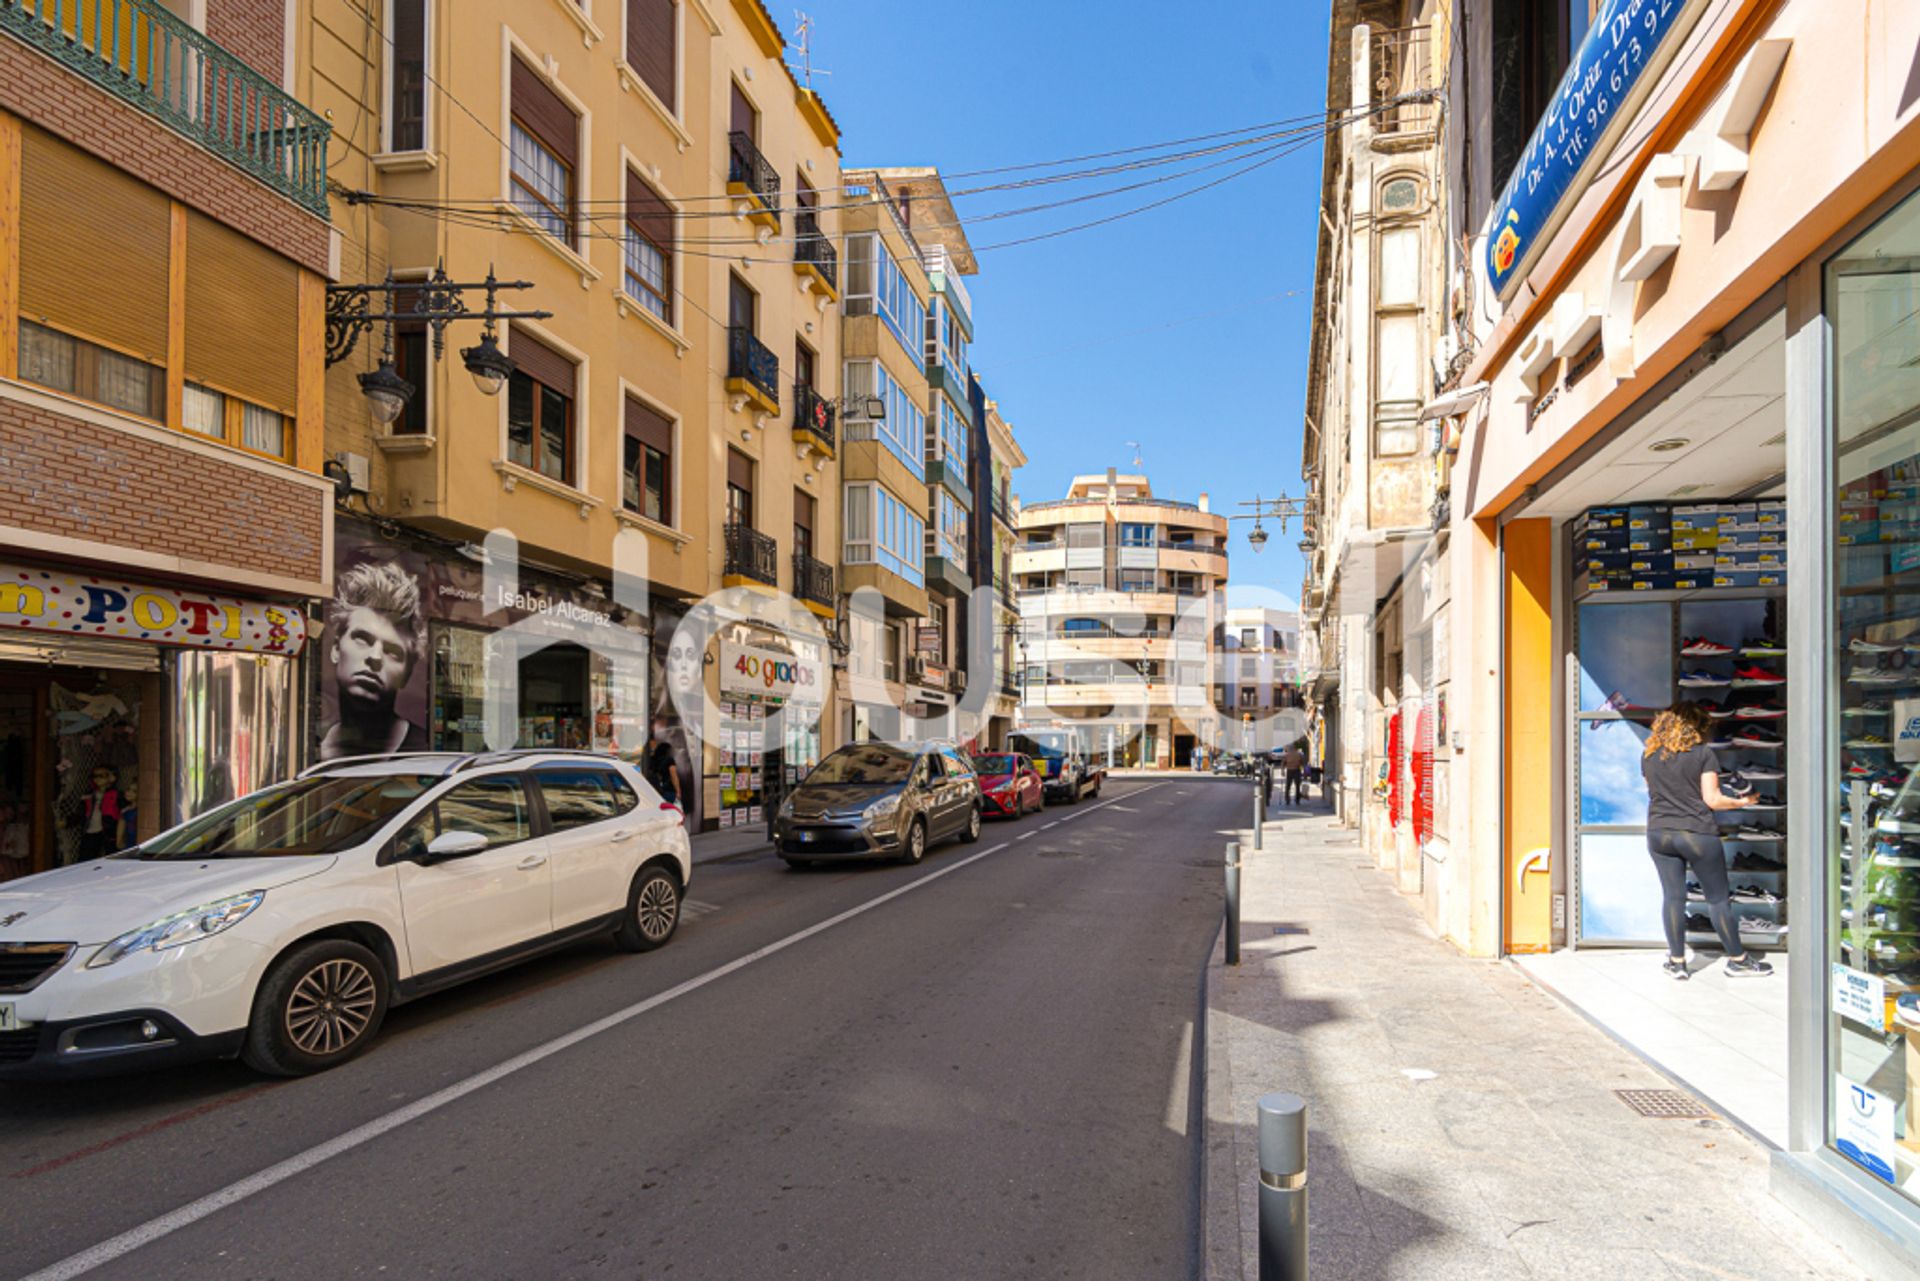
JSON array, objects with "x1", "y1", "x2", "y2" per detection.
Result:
[
  {"x1": 796, "y1": 830, "x2": 815, "y2": 843},
  {"x1": 0, "y1": 1003, "x2": 19, "y2": 1032}
]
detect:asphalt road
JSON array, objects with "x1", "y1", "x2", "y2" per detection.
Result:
[{"x1": 0, "y1": 777, "x2": 1241, "y2": 1281}]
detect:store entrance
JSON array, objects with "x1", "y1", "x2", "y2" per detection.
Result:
[
  {"x1": 519, "y1": 643, "x2": 590, "y2": 750},
  {"x1": 0, "y1": 663, "x2": 151, "y2": 879},
  {"x1": 1516, "y1": 307, "x2": 1793, "y2": 1145}
]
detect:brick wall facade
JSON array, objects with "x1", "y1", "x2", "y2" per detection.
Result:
[
  {"x1": 206, "y1": 0, "x2": 286, "y2": 85},
  {"x1": 0, "y1": 393, "x2": 329, "y2": 590},
  {"x1": 0, "y1": 37, "x2": 328, "y2": 274}
]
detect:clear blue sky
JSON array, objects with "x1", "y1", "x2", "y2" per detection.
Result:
[{"x1": 805, "y1": 0, "x2": 1330, "y2": 609}]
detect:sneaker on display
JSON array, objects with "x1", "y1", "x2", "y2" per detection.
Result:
[
  {"x1": 1848, "y1": 669, "x2": 1908, "y2": 685},
  {"x1": 1738, "y1": 915, "x2": 1786, "y2": 935},
  {"x1": 1741, "y1": 637, "x2": 1787, "y2": 657},
  {"x1": 1852, "y1": 637, "x2": 1902, "y2": 654},
  {"x1": 1848, "y1": 760, "x2": 1879, "y2": 778},
  {"x1": 1720, "y1": 771, "x2": 1755, "y2": 797},
  {"x1": 1707, "y1": 735, "x2": 1735, "y2": 750},
  {"x1": 1745, "y1": 795, "x2": 1785, "y2": 810},
  {"x1": 1732, "y1": 666, "x2": 1785, "y2": 686},
  {"x1": 1733, "y1": 884, "x2": 1781, "y2": 903},
  {"x1": 1725, "y1": 955, "x2": 1776, "y2": 977},
  {"x1": 1686, "y1": 912, "x2": 1714, "y2": 933},
  {"x1": 1730, "y1": 728, "x2": 1783, "y2": 748},
  {"x1": 1734, "y1": 702, "x2": 1786, "y2": 719},
  {"x1": 1741, "y1": 764, "x2": 1786, "y2": 780},
  {"x1": 1847, "y1": 733, "x2": 1893, "y2": 748},
  {"x1": 1682, "y1": 637, "x2": 1735, "y2": 657},
  {"x1": 1732, "y1": 824, "x2": 1785, "y2": 841},
  {"x1": 1844, "y1": 702, "x2": 1892, "y2": 718},
  {"x1": 1730, "y1": 851, "x2": 1788, "y2": 873},
  {"x1": 1680, "y1": 670, "x2": 1733, "y2": 688}
]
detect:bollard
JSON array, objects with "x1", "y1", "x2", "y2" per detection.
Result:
[
  {"x1": 1253, "y1": 781, "x2": 1265, "y2": 850},
  {"x1": 1257, "y1": 1091, "x2": 1308, "y2": 1281},
  {"x1": 1224, "y1": 841, "x2": 1241, "y2": 966}
]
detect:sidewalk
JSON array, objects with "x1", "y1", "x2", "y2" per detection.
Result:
[
  {"x1": 688, "y1": 822, "x2": 773, "y2": 865},
  {"x1": 1203, "y1": 808, "x2": 1863, "y2": 1281}
]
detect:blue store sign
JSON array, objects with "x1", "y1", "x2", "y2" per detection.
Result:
[{"x1": 1486, "y1": 0, "x2": 1709, "y2": 300}]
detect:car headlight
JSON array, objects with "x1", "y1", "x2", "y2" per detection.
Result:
[
  {"x1": 778, "y1": 794, "x2": 796, "y2": 819},
  {"x1": 864, "y1": 795, "x2": 900, "y2": 823},
  {"x1": 87, "y1": 891, "x2": 265, "y2": 969}
]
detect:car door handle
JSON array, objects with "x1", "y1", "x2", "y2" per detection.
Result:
[
  {"x1": 611, "y1": 828, "x2": 639, "y2": 843},
  {"x1": 517, "y1": 854, "x2": 549, "y2": 871}
]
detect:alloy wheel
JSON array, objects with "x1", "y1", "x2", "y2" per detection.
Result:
[
  {"x1": 284, "y1": 958, "x2": 378, "y2": 1057},
  {"x1": 637, "y1": 874, "x2": 679, "y2": 942}
]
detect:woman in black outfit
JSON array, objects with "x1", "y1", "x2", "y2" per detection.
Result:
[{"x1": 1640, "y1": 703, "x2": 1774, "y2": 979}]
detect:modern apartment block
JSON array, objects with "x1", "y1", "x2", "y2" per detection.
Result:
[
  {"x1": 1220, "y1": 606, "x2": 1301, "y2": 716},
  {"x1": 302, "y1": 0, "x2": 845, "y2": 833},
  {"x1": 1013, "y1": 472, "x2": 1228, "y2": 768},
  {"x1": 0, "y1": 0, "x2": 335, "y2": 876},
  {"x1": 969, "y1": 380, "x2": 1025, "y2": 750}
]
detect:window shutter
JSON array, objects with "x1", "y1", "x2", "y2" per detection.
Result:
[
  {"x1": 184, "y1": 211, "x2": 298, "y2": 412},
  {"x1": 510, "y1": 327, "x2": 575, "y2": 398},
  {"x1": 730, "y1": 81, "x2": 755, "y2": 139},
  {"x1": 511, "y1": 57, "x2": 577, "y2": 167},
  {"x1": 727, "y1": 448, "x2": 754, "y2": 492},
  {"x1": 626, "y1": 170, "x2": 674, "y2": 247},
  {"x1": 794, "y1": 490, "x2": 816, "y2": 534},
  {"x1": 17, "y1": 127, "x2": 169, "y2": 363},
  {"x1": 624, "y1": 395, "x2": 671, "y2": 454},
  {"x1": 626, "y1": 0, "x2": 675, "y2": 109}
]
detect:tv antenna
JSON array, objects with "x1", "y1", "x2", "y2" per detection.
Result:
[
  {"x1": 790, "y1": 11, "x2": 830, "y2": 87},
  {"x1": 1126, "y1": 440, "x2": 1144, "y2": 468}
]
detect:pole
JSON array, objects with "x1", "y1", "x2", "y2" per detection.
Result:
[
  {"x1": 1257, "y1": 1091, "x2": 1308, "y2": 1281},
  {"x1": 1224, "y1": 841, "x2": 1241, "y2": 966},
  {"x1": 1254, "y1": 771, "x2": 1265, "y2": 850}
]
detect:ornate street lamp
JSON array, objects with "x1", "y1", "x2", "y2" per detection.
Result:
[{"x1": 1230, "y1": 494, "x2": 1311, "y2": 553}]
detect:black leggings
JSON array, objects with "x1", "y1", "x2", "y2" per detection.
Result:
[{"x1": 1647, "y1": 829, "x2": 1744, "y2": 959}]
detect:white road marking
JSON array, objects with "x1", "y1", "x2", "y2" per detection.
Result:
[
  {"x1": 1164, "y1": 1019, "x2": 1194, "y2": 1136},
  {"x1": 1017, "y1": 831, "x2": 1036, "y2": 840},
  {"x1": 28, "y1": 783, "x2": 1170, "y2": 1281},
  {"x1": 1042, "y1": 821, "x2": 1060, "y2": 830},
  {"x1": 23, "y1": 840, "x2": 1015, "y2": 1281}
]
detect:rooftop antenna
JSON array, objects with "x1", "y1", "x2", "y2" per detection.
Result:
[
  {"x1": 791, "y1": 11, "x2": 830, "y2": 87},
  {"x1": 1126, "y1": 440, "x2": 1144, "y2": 468}
]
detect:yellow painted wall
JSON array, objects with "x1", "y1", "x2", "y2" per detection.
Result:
[{"x1": 1503, "y1": 518, "x2": 1554, "y2": 954}]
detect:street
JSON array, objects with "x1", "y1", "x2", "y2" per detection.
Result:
[{"x1": 1, "y1": 779, "x2": 1230, "y2": 1281}]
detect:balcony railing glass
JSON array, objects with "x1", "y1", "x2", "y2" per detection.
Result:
[{"x1": 1, "y1": 0, "x2": 331, "y2": 214}]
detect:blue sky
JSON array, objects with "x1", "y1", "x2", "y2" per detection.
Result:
[{"x1": 806, "y1": 0, "x2": 1330, "y2": 608}]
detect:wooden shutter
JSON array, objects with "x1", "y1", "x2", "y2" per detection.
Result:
[
  {"x1": 627, "y1": 170, "x2": 674, "y2": 247},
  {"x1": 728, "y1": 275, "x2": 756, "y2": 330},
  {"x1": 511, "y1": 57, "x2": 577, "y2": 166},
  {"x1": 625, "y1": 395, "x2": 671, "y2": 454},
  {"x1": 727, "y1": 448, "x2": 754, "y2": 493},
  {"x1": 17, "y1": 126, "x2": 169, "y2": 362},
  {"x1": 510, "y1": 327, "x2": 575, "y2": 398},
  {"x1": 183, "y1": 210, "x2": 297, "y2": 411},
  {"x1": 793, "y1": 489, "x2": 815, "y2": 535},
  {"x1": 730, "y1": 81, "x2": 756, "y2": 139},
  {"x1": 626, "y1": 0, "x2": 675, "y2": 109}
]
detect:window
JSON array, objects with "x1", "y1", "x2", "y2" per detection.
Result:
[
  {"x1": 625, "y1": 0, "x2": 676, "y2": 110},
  {"x1": 18, "y1": 322, "x2": 162, "y2": 420},
  {"x1": 1118, "y1": 569, "x2": 1154, "y2": 592},
  {"x1": 1241, "y1": 657, "x2": 1257, "y2": 679},
  {"x1": 1066, "y1": 522, "x2": 1104, "y2": 550},
  {"x1": 507, "y1": 329, "x2": 575, "y2": 484},
  {"x1": 842, "y1": 232, "x2": 927, "y2": 358},
  {"x1": 623, "y1": 396, "x2": 673, "y2": 524},
  {"x1": 393, "y1": 321, "x2": 428, "y2": 434},
  {"x1": 176, "y1": 380, "x2": 290, "y2": 459},
  {"x1": 843, "y1": 484, "x2": 925, "y2": 587},
  {"x1": 387, "y1": 0, "x2": 428, "y2": 151},
  {"x1": 1241, "y1": 628, "x2": 1258, "y2": 648},
  {"x1": 1374, "y1": 206, "x2": 1424, "y2": 458},
  {"x1": 935, "y1": 395, "x2": 969, "y2": 470},
  {"x1": 392, "y1": 775, "x2": 532, "y2": 861},
  {"x1": 842, "y1": 359, "x2": 925, "y2": 479},
  {"x1": 535, "y1": 769, "x2": 626, "y2": 830},
  {"x1": 726, "y1": 448, "x2": 753, "y2": 526},
  {"x1": 935, "y1": 491, "x2": 967, "y2": 562},
  {"x1": 1119, "y1": 523, "x2": 1155, "y2": 548},
  {"x1": 1488, "y1": 0, "x2": 1573, "y2": 208},
  {"x1": 241, "y1": 401, "x2": 285, "y2": 457},
  {"x1": 882, "y1": 623, "x2": 901, "y2": 682},
  {"x1": 510, "y1": 58, "x2": 578, "y2": 245},
  {"x1": 794, "y1": 489, "x2": 816, "y2": 561},
  {"x1": 624, "y1": 171, "x2": 674, "y2": 323}
]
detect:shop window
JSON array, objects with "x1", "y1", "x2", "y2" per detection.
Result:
[
  {"x1": 432, "y1": 625, "x2": 489, "y2": 753},
  {"x1": 510, "y1": 57, "x2": 579, "y2": 246},
  {"x1": 18, "y1": 321, "x2": 164, "y2": 421}
]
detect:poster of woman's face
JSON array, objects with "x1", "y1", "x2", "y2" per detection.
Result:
[
  {"x1": 317, "y1": 538, "x2": 432, "y2": 762},
  {"x1": 650, "y1": 600, "x2": 703, "y2": 833}
]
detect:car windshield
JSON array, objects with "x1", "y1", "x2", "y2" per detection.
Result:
[
  {"x1": 1011, "y1": 734, "x2": 1067, "y2": 762},
  {"x1": 133, "y1": 773, "x2": 440, "y2": 859},
  {"x1": 971, "y1": 755, "x2": 1017, "y2": 775},
  {"x1": 806, "y1": 744, "x2": 916, "y2": 785}
]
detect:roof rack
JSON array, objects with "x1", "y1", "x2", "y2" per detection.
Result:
[
  {"x1": 450, "y1": 748, "x2": 626, "y2": 774},
  {"x1": 296, "y1": 751, "x2": 466, "y2": 779}
]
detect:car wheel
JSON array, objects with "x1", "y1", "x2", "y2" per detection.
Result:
[
  {"x1": 899, "y1": 818, "x2": 927, "y2": 865},
  {"x1": 1064, "y1": 778, "x2": 1081, "y2": 805},
  {"x1": 242, "y1": 939, "x2": 388, "y2": 1077},
  {"x1": 615, "y1": 865, "x2": 682, "y2": 952},
  {"x1": 961, "y1": 804, "x2": 982, "y2": 844}
]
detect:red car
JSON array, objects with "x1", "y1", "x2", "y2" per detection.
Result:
[{"x1": 971, "y1": 752, "x2": 1044, "y2": 818}]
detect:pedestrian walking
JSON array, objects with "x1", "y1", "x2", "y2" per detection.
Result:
[
  {"x1": 1640, "y1": 703, "x2": 1772, "y2": 980},
  {"x1": 1281, "y1": 742, "x2": 1306, "y2": 805},
  {"x1": 646, "y1": 717, "x2": 682, "y2": 808}
]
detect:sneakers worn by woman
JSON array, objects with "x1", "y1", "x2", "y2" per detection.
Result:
[
  {"x1": 1663, "y1": 958, "x2": 1691, "y2": 981},
  {"x1": 1726, "y1": 955, "x2": 1775, "y2": 977}
]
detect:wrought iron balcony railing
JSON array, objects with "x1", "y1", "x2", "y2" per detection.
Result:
[
  {"x1": 794, "y1": 210, "x2": 836, "y2": 286},
  {"x1": 723, "y1": 522, "x2": 778, "y2": 587},
  {"x1": 1, "y1": 0, "x2": 331, "y2": 214},
  {"x1": 792, "y1": 549, "x2": 833, "y2": 608},
  {"x1": 792, "y1": 381, "x2": 835, "y2": 450},
  {"x1": 726, "y1": 325, "x2": 780, "y2": 409},
  {"x1": 727, "y1": 130, "x2": 780, "y2": 227},
  {"x1": 1371, "y1": 24, "x2": 1435, "y2": 139}
]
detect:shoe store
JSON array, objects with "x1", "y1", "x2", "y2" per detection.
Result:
[{"x1": 1448, "y1": 3, "x2": 1920, "y2": 1269}]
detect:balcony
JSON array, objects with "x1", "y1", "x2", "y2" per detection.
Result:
[
  {"x1": 793, "y1": 210, "x2": 837, "y2": 300},
  {"x1": 1370, "y1": 24, "x2": 1435, "y2": 146},
  {"x1": 725, "y1": 326, "x2": 780, "y2": 417},
  {"x1": 722, "y1": 522, "x2": 778, "y2": 590},
  {"x1": 1, "y1": 0, "x2": 331, "y2": 215},
  {"x1": 991, "y1": 490, "x2": 1013, "y2": 529},
  {"x1": 792, "y1": 549, "x2": 834, "y2": 618},
  {"x1": 791, "y1": 382, "x2": 835, "y2": 458},
  {"x1": 727, "y1": 130, "x2": 780, "y2": 233},
  {"x1": 925, "y1": 454, "x2": 972, "y2": 508}
]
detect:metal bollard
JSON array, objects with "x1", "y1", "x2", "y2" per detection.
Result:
[
  {"x1": 1253, "y1": 781, "x2": 1265, "y2": 850},
  {"x1": 1224, "y1": 841, "x2": 1241, "y2": 966},
  {"x1": 1257, "y1": 1091, "x2": 1308, "y2": 1281}
]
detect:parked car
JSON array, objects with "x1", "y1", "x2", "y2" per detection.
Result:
[
  {"x1": 0, "y1": 750, "x2": 690, "y2": 1080},
  {"x1": 1010, "y1": 730, "x2": 1104, "y2": 803},
  {"x1": 971, "y1": 752, "x2": 1044, "y2": 818},
  {"x1": 774, "y1": 741, "x2": 982, "y2": 867}
]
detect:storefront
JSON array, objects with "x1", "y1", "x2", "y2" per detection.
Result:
[
  {"x1": 706, "y1": 626, "x2": 826, "y2": 833},
  {"x1": 0, "y1": 561, "x2": 308, "y2": 880}
]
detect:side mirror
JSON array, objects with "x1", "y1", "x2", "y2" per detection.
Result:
[{"x1": 423, "y1": 829, "x2": 489, "y2": 862}]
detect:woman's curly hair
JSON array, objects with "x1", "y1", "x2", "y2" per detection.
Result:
[{"x1": 1644, "y1": 702, "x2": 1712, "y2": 758}]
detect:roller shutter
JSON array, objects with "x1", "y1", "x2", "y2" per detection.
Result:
[{"x1": 183, "y1": 210, "x2": 298, "y2": 412}]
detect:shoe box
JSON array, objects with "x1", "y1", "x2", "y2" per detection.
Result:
[{"x1": 1577, "y1": 502, "x2": 1788, "y2": 595}]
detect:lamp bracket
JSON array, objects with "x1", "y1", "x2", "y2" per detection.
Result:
[{"x1": 326, "y1": 265, "x2": 553, "y2": 367}]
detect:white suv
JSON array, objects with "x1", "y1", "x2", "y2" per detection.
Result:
[{"x1": 0, "y1": 751, "x2": 691, "y2": 1079}]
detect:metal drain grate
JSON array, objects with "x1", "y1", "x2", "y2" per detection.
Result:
[{"x1": 1615, "y1": 1088, "x2": 1714, "y2": 1119}]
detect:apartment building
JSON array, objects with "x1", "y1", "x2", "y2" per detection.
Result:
[
  {"x1": 1220, "y1": 606, "x2": 1301, "y2": 715},
  {"x1": 300, "y1": 0, "x2": 845, "y2": 833},
  {"x1": 1298, "y1": 0, "x2": 1450, "y2": 888},
  {"x1": 0, "y1": 0, "x2": 334, "y2": 877},
  {"x1": 1013, "y1": 472, "x2": 1227, "y2": 768},
  {"x1": 969, "y1": 380, "x2": 1025, "y2": 750}
]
